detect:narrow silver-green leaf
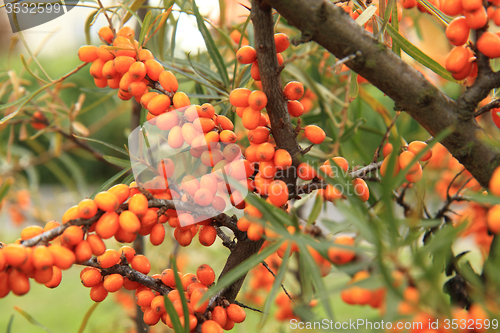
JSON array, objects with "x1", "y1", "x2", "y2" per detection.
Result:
[
  {"x1": 123, "y1": 0, "x2": 147, "y2": 24},
  {"x1": 192, "y1": 0, "x2": 230, "y2": 87},
  {"x1": 139, "y1": 11, "x2": 153, "y2": 46},
  {"x1": 14, "y1": 307, "x2": 53, "y2": 333},
  {"x1": 103, "y1": 155, "x2": 131, "y2": 168},
  {"x1": 77, "y1": 303, "x2": 99, "y2": 333},
  {"x1": 73, "y1": 135, "x2": 128, "y2": 156},
  {"x1": 308, "y1": 194, "x2": 323, "y2": 225},
  {"x1": 171, "y1": 257, "x2": 190, "y2": 333},
  {"x1": 385, "y1": 24, "x2": 456, "y2": 81}
]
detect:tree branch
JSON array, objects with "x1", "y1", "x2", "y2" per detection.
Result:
[{"x1": 265, "y1": 0, "x2": 500, "y2": 189}]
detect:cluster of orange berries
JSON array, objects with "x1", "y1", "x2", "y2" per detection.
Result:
[
  {"x1": 78, "y1": 26, "x2": 179, "y2": 104},
  {"x1": 341, "y1": 271, "x2": 386, "y2": 309},
  {"x1": 380, "y1": 140, "x2": 433, "y2": 183}
]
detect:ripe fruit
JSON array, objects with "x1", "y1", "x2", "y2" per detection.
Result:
[
  {"x1": 201, "y1": 320, "x2": 223, "y2": 333},
  {"x1": 268, "y1": 180, "x2": 289, "y2": 207},
  {"x1": 9, "y1": 269, "x2": 30, "y2": 296},
  {"x1": 236, "y1": 46, "x2": 257, "y2": 64},
  {"x1": 49, "y1": 244, "x2": 76, "y2": 269},
  {"x1": 487, "y1": 204, "x2": 500, "y2": 234},
  {"x1": 196, "y1": 264, "x2": 215, "y2": 286},
  {"x1": 45, "y1": 266, "x2": 62, "y2": 288},
  {"x1": 94, "y1": 191, "x2": 120, "y2": 212},
  {"x1": 489, "y1": 165, "x2": 500, "y2": 196},
  {"x1": 229, "y1": 88, "x2": 251, "y2": 107},
  {"x1": 145, "y1": 59, "x2": 164, "y2": 81},
  {"x1": 103, "y1": 274, "x2": 124, "y2": 292},
  {"x1": 78, "y1": 199, "x2": 98, "y2": 219},
  {"x1": 128, "y1": 193, "x2": 149, "y2": 218},
  {"x1": 274, "y1": 33, "x2": 290, "y2": 53},
  {"x1": 477, "y1": 32, "x2": 500, "y2": 59},
  {"x1": 119, "y1": 211, "x2": 141, "y2": 233},
  {"x1": 274, "y1": 149, "x2": 292, "y2": 169},
  {"x1": 97, "y1": 249, "x2": 121, "y2": 269},
  {"x1": 445, "y1": 46, "x2": 469, "y2": 73},
  {"x1": 90, "y1": 282, "x2": 108, "y2": 302},
  {"x1": 3, "y1": 244, "x2": 28, "y2": 267},
  {"x1": 62, "y1": 225, "x2": 84, "y2": 246},
  {"x1": 131, "y1": 255, "x2": 151, "y2": 274},
  {"x1": 407, "y1": 141, "x2": 432, "y2": 161},
  {"x1": 95, "y1": 211, "x2": 120, "y2": 239},
  {"x1": 283, "y1": 81, "x2": 304, "y2": 100},
  {"x1": 328, "y1": 236, "x2": 356, "y2": 265},
  {"x1": 445, "y1": 17, "x2": 470, "y2": 46},
  {"x1": 248, "y1": 90, "x2": 267, "y2": 110},
  {"x1": 78, "y1": 45, "x2": 98, "y2": 63},
  {"x1": 304, "y1": 125, "x2": 326, "y2": 144},
  {"x1": 464, "y1": 7, "x2": 487, "y2": 30},
  {"x1": 159, "y1": 71, "x2": 178, "y2": 93},
  {"x1": 226, "y1": 303, "x2": 246, "y2": 323}
]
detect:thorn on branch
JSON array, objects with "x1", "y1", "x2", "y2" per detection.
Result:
[
  {"x1": 474, "y1": 98, "x2": 500, "y2": 118},
  {"x1": 233, "y1": 300, "x2": 266, "y2": 314}
]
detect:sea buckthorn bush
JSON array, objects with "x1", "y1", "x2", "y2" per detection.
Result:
[{"x1": 2, "y1": 0, "x2": 500, "y2": 332}]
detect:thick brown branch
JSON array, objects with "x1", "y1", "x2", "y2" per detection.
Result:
[
  {"x1": 252, "y1": 0, "x2": 302, "y2": 195},
  {"x1": 265, "y1": 0, "x2": 500, "y2": 189}
]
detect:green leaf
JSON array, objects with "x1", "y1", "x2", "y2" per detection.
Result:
[
  {"x1": 6, "y1": 315, "x2": 13, "y2": 333},
  {"x1": 259, "y1": 243, "x2": 291, "y2": 327},
  {"x1": 466, "y1": 193, "x2": 500, "y2": 205},
  {"x1": 90, "y1": 166, "x2": 132, "y2": 199},
  {"x1": 0, "y1": 95, "x2": 30, "y2": 112},
  {"x1": 171, "y1": 257, "x2": 190, "y2": 333},
  {"x1": 416, "y1": 0, "x2": 453, "y2": 24},
  {"x1": 20, "y1": 54, "x2": 48, "y2": 84},
  {"x1": 202, "y1": 241, "x2": 283, "y2": 302},
  {"x1": 385, "y1": 24, "x2": 456, "y2": 82},
  {"x1": 138, "y1": 12, "x2": 153, "y2": 46},
  {"x1": 103, "y1": 155, "x2": 131, "y2": 168},
  {"x1": 163, "y1": 289, "x2": 184, "y2": 333},
  {"x1": 84, "y1": 9, "x2": 99, "y2": 45},
  {"x1": 0, "y1": 178, "x2": 13, "y2": 203},
  {"x1": 119, "y1": 3, "x2": 144, "y2": 26},
  {"x1": 391, "y1": 2, "x2": 401, "y2": 57},
  {"x1": 73, "y1": 135, "x2": 128, "y2": 156},
  {"x1": 340, "y1": 117, "x2": 366, "y2": 142},
  {"x1": 192, "y1": 0, "x2": 230, "y2": 87},
  {"x1": 123, "y1": 0, "x2": 147, "y2": 24},
  {"x1": 349, "y1": 71, "x2": 359, "y2": 101},
  {"x1": 308, "y1": 194, "x2": 323, "y2": 225},
  {"x1": 77, "y1": 303, "x2": 99, "y2": 333},
  {"x1": 298, "y1": 243, "x2": 334, "y2": 320},
  {"x1": 14, "y1": 307, "x2": 53, "y2": 333},
  {"x1": 356, "y1": 5, "x2": 378, "y2": 26}
]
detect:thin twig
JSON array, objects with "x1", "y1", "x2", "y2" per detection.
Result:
[
  {"x1": 261, "y1": 260, "x2": 293, "y2": 301},
  {"x1": 474, "y1": 99, "x2": 500, "y2": 118},
  {"x1": 373, "y1": 113, "x2": 399, "y2": 163}
]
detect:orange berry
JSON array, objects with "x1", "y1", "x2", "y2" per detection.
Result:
[
  {"x1": 44, "y1": 266, "x2": 62, "y2": 288},
  {"x1": 103, "y1": 273, "x2": 124, "y2": 292},
  {"x1": 324, "y1": 184, "x2": 343, "y2": 201},
  {"x1": 236, "y1": 45, "x2": 257, "y2": 64},
  {"x1": 98, "y1": 249, "x2": 121, "y2": 269},
  {"x1": 219, "y1": 129, "x2": 236, "y2": 143},
  {"x1": 118, "y1": 246, "x2": 136, "y2": 263},
  {"x1": 150, "y1": 223, "x2": 165, "y2": 246},
  {"x1": 81, "y1": 268, "x2": 103, "y2": 288},
  {"x1": 328, "y1": 236, "x2": 356, "y2": 265},
  {"x1": 49, "y1": 244, "x2": 76, "y2": 270},
  {"x1": 407, "y1": 141, "x2": 432, "y2": 161},
  {"x1": 75, "y1": 240, "x2": 93, "y2": 263},
  {"x1": 268, "y1": 180, "x2": 289, "y2": 207},
  {"x1": 90, "y1": 282, "x2": 108, "y2": 302},
  {"x1": 191, "y1": 288, "x2": 209, "y2": 313},
  {"x1": 196, "y1": 264, "x2": 215, "y2": 286},
  {"x1": 159, "y1": 71, "x2": 178, "y2": 93},
  {"x1": 464, "y1": 7, "x2": 487, "y2": 30},
  {"x1": 248, "y1": 126, "x2": 270, "y2": 144},
  {"x1": 399, "y1": 151, "x2": 420, "y2": 174},
  {"x1": 108, "y1": 184, "x2": 130, "y2": 204},
  {"x1": 382, "y1": 143, "x2": 393, "y2": 158},
  {"x1": 151, "y1": 295, "x2": 166, "y2": 313},
  {"x1": 256, "y1": 142, "x2": 275, "y2": 161},
  {"x1": 131, "y1": 255, "x2": 151, "y2": 274},
  {"x1": 117, "y1": 26, "x2": 134, "y2": 38},
  {"x1": 304, "y1": 125, "x2": 326, "y2": 144},
  {"x1": 212, "y1": 306, "x2": 227, "y2": 327},
  {"x1": 287, "y1": 100, "x2": 304, "y2": 117},
  {"x1": 168, "y1": 125, "x2": 185, "y2": 148},
  {"x1": 380, "y1": 154, "x2": 400, "y2": 177},
  {"x1": 87, "y1": 234, "x2": 106, "y2": 255},
  {"x1": 145, "y1": 59, "x2": 164, "y2": 81},
  {"x1": 229, "y1": 88, "x2": 251, "y2": 107},
  {"x1": 440, "y1": 0, "x2": 463, "y2": 16},
  {"x1": 136, "y1": 289, "x2": 155, "y2": 307},
  {"x1": 62, "y1": 205, "x2": 80, "y2": 223},
  {"x1": 247, "y1": 222, "x2": 264, "y2": 241},
  {"x1": 172, "y1": 91, "x2": 191, "y2": 109},
  {"x1": 44, "y1": 220, "x2": 60, "y2": 232},
  {"x1": 199, "y1": 103, "x2": 215, "y2": 118},
  {"x1": 129, "y1": 193, "x2": 149, "y2": 218},
  {"x1": 32, "y1": 245, "x2": 53, "y2": 270},
  {"x1": 94, "y1": 191, "x2": 120, "y2": 212},
  {"x1": 78, "y1": 45, "x2": 98, "y2": 63},
  {"x1": 129, "y1": 61, "x2": 147, "y2": 80},
  {"x1": 3, "y1": 244, "x2": 28, "y2": 267},
  {"x1": 274, "y1": 33, "x2": 290, "y2": 53},
  {"x1": 226, "y1": 303, "x2": 246, "y2": 323},
  {"x1": 462, "y1": 0, "x2": 482, "y2": 11},
  {"x1": 477, "y1": 32, "x2": 500, "y2": 59},
  {"x1": 9, "y1": 269, "x2": 30, "y2": 296},
  {"x1": 352, "y1": 178, "x2": 369, "y2": 202},
  {"x1": 138, "y1": 49, "x2": 154, "y2": 61},
  {"x1": 199, "y1": 225, "x2": 217, "y2": 246},
  {"x1": 113, "y1": 56, "x2": 136, "y2": 74},
  {"x1": 148, "y1": 95, "x2": 171, "y2": 115},
  {"x1": 251, "y1": 61, "x2": 261, "y2": 80},
  {"x1": 297, "y1": 162, "x2": 317, "y2": 180},
  {"x1": 33, "y1": 267, "x2": 54, "y2": 284},
  {"x1": 248, "y1": 90, "x2": 267, "y2": 110},
  {"x1": 96, "y1": 45, "x2": 115, "y2": 62},
  {"x1": 181, "y1": 273, "x2": 199, "y2": 291},
  {"x1": 242, "y1": 107, "x2": 261, "y2": 130},
  {"x1": 119, "y1": 211, "x2": 141, "y2": 233},
  {"x1": 405, "y1": 163, "x2": 423, "y2": 183},
  {"x1": 62, "y1": 225, "x2": 84, "y2": 246},
  {"x1": 201, "y1": 320, "x2": 223, "y2": 333},
  {"x1": 20, "y1": 225, "x2": 44, "y2": 240},
  {"x1": 156, "y1": 111, "x2": 179, "y2": 131},
  {"x1": 283, "y1": 81, "x2": 304, "y2": 100},
  {"x1": 445, "y1": 46, "x2": 470, "y2": 74},
  {"x1": 446, "y1": 17, "x2": 470, "y2": 46},
  {"x1": 98, "y1": 26, "x2": 114, "y2": 44},
  {"x1": 78, "y1": 199, "x2": 98, "y2": 219}
]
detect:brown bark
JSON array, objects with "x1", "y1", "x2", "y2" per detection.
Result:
[{"x1": 265, "y1": 0, "x2": 500, "y2": 189}]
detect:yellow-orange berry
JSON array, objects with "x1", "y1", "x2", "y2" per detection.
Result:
[
  {"x1": 304, "y1": 125, "x2": 326, "y2": 144},
  {"x1": 78, "y1": 45, "x2": 98, "y2": 63},
  {"x1": 98, "y1": 26, "x2": 114, "y2": 44},
  {"x1": 145, "y1": 59, "x2": 164, "y2": 81},
  {"x1": 226, "y1": 304, "x2": 246, "y2": 323},
  {"x1": 159, "y1": 71, "x2": 178, "y2": 93},
  {"x1": 236, "y1": 46, "x2": 257, "y2": 64},
  {"x1": 103, "y1": 273, "x2": 124, "y2": 292},
  {"x1": 274, "y1": 33, "x2": 290, "y2": 53},
  {"x1": 131, "y1": 255, "x2": 151, "y2": 274},
  {"x1": 94, "y1": 191, "x2": 120, "y2": 212},
  {"x1": 283, "y1": 81, "x2": 304, "y2": 100},
  {"x1": 229, "y1": 88, "x2": 251, "y2": 107},
  {"x1": 97, "y1": 249, "x2": 121, "y2": 269}
]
